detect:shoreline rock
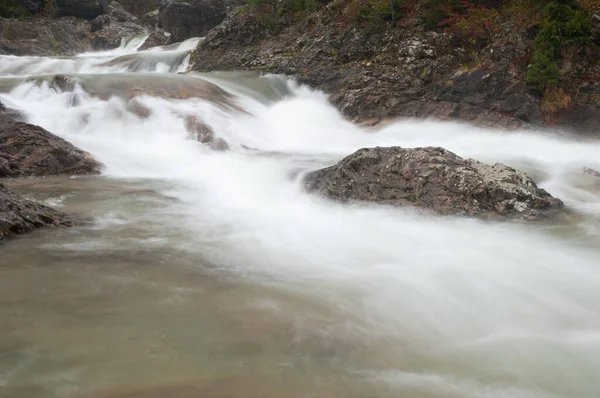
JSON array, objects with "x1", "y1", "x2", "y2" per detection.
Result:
[
  {"x1": 0, "y1": 184, "x2": 77, "y2": 244},
  {"x1": 0, "y1": 102, "x2": 100, "y2": 243},
  {"x1": 0, "y1": 103, "x2": 102, "y2": 177},
  {"x1": 304, "y1": 146, "x2": 564, "y2": 220}
]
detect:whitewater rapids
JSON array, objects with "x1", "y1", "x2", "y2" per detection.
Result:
[{"x1": 0, "y1": 36, "x2": 599, "y2": 398}]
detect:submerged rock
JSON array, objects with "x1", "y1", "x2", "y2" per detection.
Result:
[
  {"x1": 584, "y1": 167, "x2": 600, "y2": 178},
  {"x1": 0, "y1": 184, "x2": 76, "y2": 243},
  {"x1": 304, "y1": 146, "x2": 563, "y2": 220},
  {"x1": 0, "y1": 103, "x2": 102, "y2": 177},
  {"x1": 185, "y1": 115, "x2": 228, "y2": 151}
]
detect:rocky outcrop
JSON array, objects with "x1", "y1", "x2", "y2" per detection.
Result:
[
  {"x1": 0, "y1": 184, "x2": 77, "y2": 243},
  {"x1": 0, "y1": 103, "x2": 102, "y2": 177},
  {"x1": 158, "y1": 0, "x2": 228, "y2": 42},
  {"x1": 0, "y1": 14, "x2": 147, "y2": 55},
  {"x1": 56, "y1": 0, "x2": 110, "y2": 19},
  {"x1": 304, "y1": 146, "x2": 563, "y2": 220},
  {"x1": 191, "y1": 7, "x2": 600, "y2": 135}
]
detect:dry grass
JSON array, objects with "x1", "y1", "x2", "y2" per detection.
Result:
[{"x1": 541, "y1": 86, "x2": 573, "y2": 123}]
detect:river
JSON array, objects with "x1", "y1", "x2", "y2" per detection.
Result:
[{"x1": 1, "y1": 36, "x2": 600, "y2": 398}]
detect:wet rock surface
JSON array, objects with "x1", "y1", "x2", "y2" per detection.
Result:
[
  {"x1": 0, "y1": 102, "x2": 102, "y2": 177},
  {"x1": 185, "y1": 115, "x2": 228, "y2": 150},
  {"x1": 304, "y1": 146, "x2": 564, "y2": 220},
  {"x1": 0, "y1": 184, "x2": 77, "y2": 243}
]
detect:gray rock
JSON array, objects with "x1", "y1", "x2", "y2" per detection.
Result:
[
  {"x1": 304, "y1": 146, "x2": 563, "y2": 220},
  {"x1": 158, "y1": 0, "x2": 227, "y2": 42},
  {"x1": 90, "y1": 14, "x2": 111, "y2": 32},
  {"x1": 185, "y1": 115, "x2": 229, "y2": 150},
  {"x1": 0, "y1": 184, "x2": 77, "y2": 244},
  {"x1": 56, "y1": 0, "x2": 110, "y2": 19}
]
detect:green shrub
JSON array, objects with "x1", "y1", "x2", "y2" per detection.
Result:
[
  {"x1": 525, "y1": 51, "x2": 560, "y2": 90},
  {"x1": 526, "y1": 0, "x2": 592, "y2": 91}
]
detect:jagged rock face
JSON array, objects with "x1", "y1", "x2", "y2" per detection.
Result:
[
  {"x1": 158, "y1": 0, "x2": 227, "y2": 42},
  {"x1": 56, "y1": 0, "x2": 110, "y2": 19},
  {"x1": 0, "y1": 102, "x2": 102, "y2": 177},
  {"x1": 0, "y1": 184, "x2": 77, "y2": 243},
  {"x1": 304, "y1": 146, "x2": 564, "y2": 220}
]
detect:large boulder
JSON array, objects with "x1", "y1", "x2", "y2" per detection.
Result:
[
  {"x1": 158, "y1": 0, "x2": 227, "y2": 42},
  {"x1": 0, "y1": 184, "x2": 76, "y2": 243},
  {"x1": 0, "y1": 102, "x2": 102, "y2": 177},
  {"x1": 304, "y1": 146, "x2": 564, "y2": 220},
  {"x1": 56, "y1": 0, "x2": 110, "y2": 19}
]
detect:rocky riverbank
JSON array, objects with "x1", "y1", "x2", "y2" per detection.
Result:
[
  {"x1": 0, "y1": 101, "x2": 101, "y2": 242},
  {"x1": 190, "y1": 1, "x2": 600, "y2": 135}
]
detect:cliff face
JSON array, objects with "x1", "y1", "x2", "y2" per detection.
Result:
[{"x1": 191, "y1": 1, "x2": 600, "y2": 135}]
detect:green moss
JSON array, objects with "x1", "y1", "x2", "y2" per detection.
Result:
[{"x1": 406, "y1": 194, "x2": 417, "y2": 202}]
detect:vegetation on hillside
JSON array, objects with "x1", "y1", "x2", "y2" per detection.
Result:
[{"x1": 240, "y1": 0, "x2": 597, "y2": 119}]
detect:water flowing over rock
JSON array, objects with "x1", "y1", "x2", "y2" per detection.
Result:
[
  {"x1": 0, "y1": 102, "x2": 102, "y2": 177},
  {"x1": 0, "y1": 184, "x2": 77, "y2": 243},
  {"x1": 158, "y1": 0, "x2": 228, "y2": 43},
  {"x1": 33, "y1": 74, "x2": 241, "y2": 112},
  {"x1": 185, "y1": 115, "x2": 228, "y2": 150},
  {"x1": 304, "y1": 146, "x2": 564, "y2": 220}
]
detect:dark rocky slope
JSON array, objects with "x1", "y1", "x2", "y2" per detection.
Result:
[
  {"x1": 191, "y1": 3, "x2": 600, "y2": 134},
  {"x1": 304, "y1": 146, "x2": 564, "y2": 220}
]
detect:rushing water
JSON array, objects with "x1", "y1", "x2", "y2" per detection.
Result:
[{"x1": 1, "y1": 36, "x2": 600, "y2": 398}]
